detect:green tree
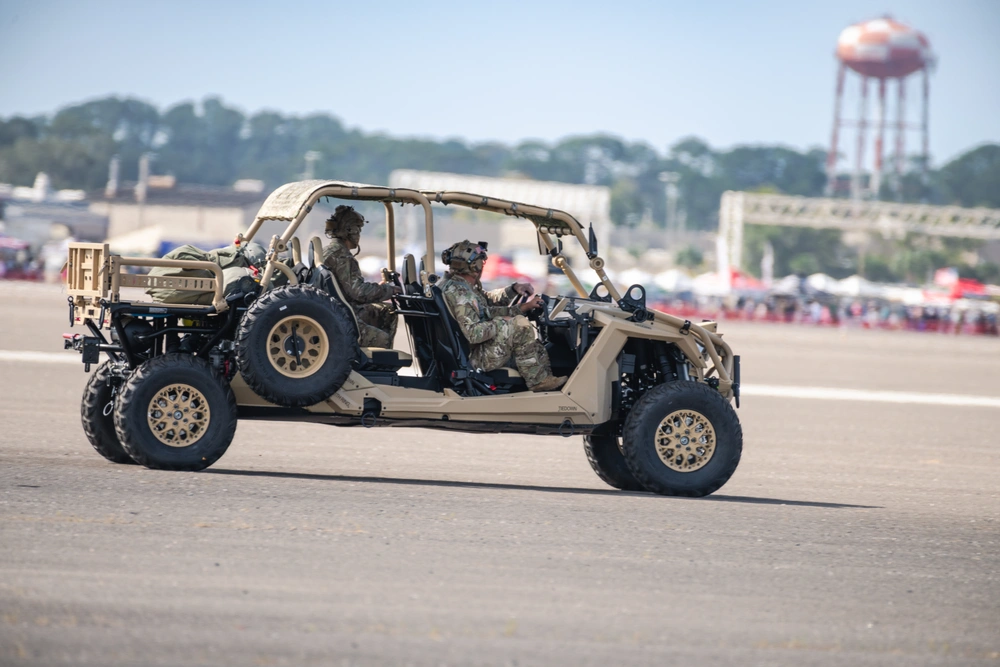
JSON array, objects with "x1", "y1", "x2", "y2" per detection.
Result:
[
  {"x1": 743, "y1": 225, "x2": 850, "y2": 278},
  {"x1": 609, "y1": 178, "x2": 643, "y2": 227},
  {"x1": 938, "y1": 144, "x2": 1000, "y2": 208},
  {"x1": 675, "y1": 245, "x2": 703, "y2": 270}
]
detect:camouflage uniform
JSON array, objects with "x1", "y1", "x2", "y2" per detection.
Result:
[
  {"x1": 323, "y1": 238, "x2": 397, "y2": 348},
  {"x1": 441, "y1": 276, "x2": 553, "y2": 388}
]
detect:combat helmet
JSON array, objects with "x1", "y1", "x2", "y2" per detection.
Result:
[
  {"x1": 325, "y1": 205, "x2": 367, "y2": 250},
  {"x1": 442, "y1": 240, "x2": 488, "y2": 276}
]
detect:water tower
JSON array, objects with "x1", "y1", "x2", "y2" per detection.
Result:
[{"x1": 825, "y1": 17, "x2": 934, "y2": 199}]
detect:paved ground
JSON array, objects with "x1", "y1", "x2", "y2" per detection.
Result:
[{"x1": 1, "y1": 282, "x2": 997, "y2": 666}]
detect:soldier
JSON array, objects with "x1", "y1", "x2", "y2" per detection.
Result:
[
  {"x1": 322, "y1": 205, "x2": 400, "y2": 348},
  {"x1": 440, "y1": 240, "x2": 567, "y2": 393}
]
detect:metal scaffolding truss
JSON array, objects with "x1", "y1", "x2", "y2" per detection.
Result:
[{"x1": 719, "y1": 191, "x2": 1000, "y2": 270}]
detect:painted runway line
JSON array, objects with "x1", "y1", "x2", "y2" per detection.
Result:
[
  {"x1": 2, "y1": 349, "x2": 998, "y2": 408},
  {"x1": 0, "y1": 350, "x2": 80, "y2": 365},
  {"x1": 740, "y1": 384, "x2": 1000, "y2": 409}
]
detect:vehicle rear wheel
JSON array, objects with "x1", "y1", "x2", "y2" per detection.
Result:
[
  {"x1": 81, "y1": 361, "x2": 135, "y2": 464},
  {"x1": 583, "y1": 435, "x2": 644, "y2": 491},
  {"x1": 621, "y1": 381, "x2": 742, "y2": 497},
  {"x1": 114, "y1": 354, "x2": 237, "y2": 471},
  {"x1": 236, "y1": 284, "x2": 358, "y2": 407}
]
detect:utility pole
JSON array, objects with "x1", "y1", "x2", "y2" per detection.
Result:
[
  {"x1": 659, "y1": 172, "x2": 681, "y2": 242},
  {"x1": 304, "y1": 151, "x2": 322, "y2": 180}
]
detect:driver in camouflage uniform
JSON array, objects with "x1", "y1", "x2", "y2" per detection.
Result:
[
  {"x1": 322, "y1": 205, "x2": 400, "y2": 348},
  {"x1": 440, "y1": 240, "x2": 567, "y2": 393}
]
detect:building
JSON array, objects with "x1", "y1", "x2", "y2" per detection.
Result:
[{"x1": 89, "y1": 175, "x2": 268, "y2": 255}]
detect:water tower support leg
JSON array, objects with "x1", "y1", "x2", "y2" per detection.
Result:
[
  {"x1": 872, "y1": 78, "x2": 887, "y2": 199},
  {"x1": 895, "y1": 78, "x2": 907, "y2": 199},
  {"x1": 825, "y1": 63, "x2": 846, "y2": 196},
  {"x1": 921, "y1": 68, "x2": 930, "y2": 195},
  {"x1": 871, "y1": 79, "x2": 885, "y2": 199},
  {"x1": 852, "y1": 76, "x2": 869, "y2": 200}
]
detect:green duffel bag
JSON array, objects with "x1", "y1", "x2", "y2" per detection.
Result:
[{"x1": 147, "y1": 242, "x2": 266, "y2": 304}]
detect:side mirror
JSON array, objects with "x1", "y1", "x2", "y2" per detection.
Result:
[{"x1": 588, "y1": 223, "x2": 598, "y2": 258}]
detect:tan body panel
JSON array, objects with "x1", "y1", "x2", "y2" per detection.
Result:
[
  {"x1": 231, "y1": 372, "x2": 592, "y2": 425},
  {"x1": 231, "y1": 298, "x2": 733, "y2": 427}
]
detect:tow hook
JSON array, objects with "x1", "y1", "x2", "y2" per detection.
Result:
[{"x1": 361, "y1": 397, "x2": 382, "y2": 428}]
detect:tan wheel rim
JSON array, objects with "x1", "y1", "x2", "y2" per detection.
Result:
[
  {"x1": 267, "y1": 315, "x2": 329, "y2": 378},
  {"x1": 655, "y1": 409, "x2": 716, "y2": 472},
  {"x1": 147, "y1": 383, "x2": 211, "y2": 448}
]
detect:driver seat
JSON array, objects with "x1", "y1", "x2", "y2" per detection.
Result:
[{"x1": 430, "y1": 286, "x2": 525, "y2": 392}]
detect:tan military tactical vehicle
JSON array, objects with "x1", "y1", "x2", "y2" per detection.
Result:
[{"x1": 64, "y1": 180, "x2": 742, "y2": 496}]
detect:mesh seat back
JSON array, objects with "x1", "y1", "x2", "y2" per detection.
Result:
[
  {"x1": 428, "y1": 286, "x2": 471, "y2": 375},
  {"x1": 402, "y1": 254, "x2": 419, "y2": 294}
]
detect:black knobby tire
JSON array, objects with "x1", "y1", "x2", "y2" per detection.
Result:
[
  {"x1": 621, "y1": 382, "x2": 742, "y2": 497},
  {"x1": 81, "y1": 361, "x2": 135, "y2": 464},
  {"x1": 235, "y1": 284, "x2": 358, "y2": 408},
  {"x1": 114, "y1": 354, "x2": 237, "y2": 471},
  {"x1": 583, "y1": 435, "x2": 645, "y2": 491}
]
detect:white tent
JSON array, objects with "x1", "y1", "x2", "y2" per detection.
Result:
[
  {"x1": 615, "y1": 267, "x2": 654, "y2": 289},
  {"x1": 771, "y1": 274, "x2": 802, "y2": 295},
  {"x1": 105, "y1": 226, "x2": 227, "y2": 256},
  {"x1": 106, "y1": 227, "x2": 165, "y2": 255},
  {"x1": 806, "y1": 273, "x2": 839, "y2": 294},
  {"x1": 654, "y1": 269, "x2": 694, "y2": 293},
  {"x1": 692, "y1": 271, "x2": 730, "y2": 297},
  {"x1": 836, "y1": 275, "x2": 885, "y2": 298}
]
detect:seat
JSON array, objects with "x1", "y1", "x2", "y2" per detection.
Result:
[
  {"x1": 305, "y1": 238, "x2": 405, "y2": 369},
  {"x1": 401, "y1": 254, "x2": 420, "y2": 295},
  {"x1": 429, "y1": 286, "x2": 525, "y2": 392}
]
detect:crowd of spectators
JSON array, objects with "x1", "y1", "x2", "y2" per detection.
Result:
[
  {"x1": 0, "y1": 248, "x2": 43, "y2": 281},
  {"x1": 652, "y1": 294, "x2": 999, "y2": 336}
]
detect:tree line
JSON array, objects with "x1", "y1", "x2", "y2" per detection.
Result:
[{"x1": 1, "y1": 95, "x2": 997, "y2": 282}]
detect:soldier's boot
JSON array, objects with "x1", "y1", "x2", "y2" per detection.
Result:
[{"x1": 530, "y1": 375, "x2": 567, "y2": 393}]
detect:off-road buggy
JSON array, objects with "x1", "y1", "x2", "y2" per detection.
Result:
[{"x1": 64, "y1": 180, "x2": 742, "y2": 496}]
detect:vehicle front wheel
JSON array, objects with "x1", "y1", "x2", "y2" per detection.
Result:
[
  {"x1": 621, "y1": 382, "x2": 742, "y2": 497},
  {"x1": 114, "y1": 354, "x2": 237, "y2": 471},
  {"x1": 583, "y1": 435, "x2": 644, "y2": 491},
  {"x1": 81, "y1": 361, "x2": 135, "y2": 464}
]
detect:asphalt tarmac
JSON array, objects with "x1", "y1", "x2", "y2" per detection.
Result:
[{"x1": 1, "y1": 282, "x2": 997, "y2": 666}]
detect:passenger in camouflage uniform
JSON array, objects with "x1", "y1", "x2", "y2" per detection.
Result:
[
  {"x1": 440, "y1": 240, "x2": 567, "y2": 393},
  {"x1": 322, "y1": 205, "x2": 400, "y2": 348}
]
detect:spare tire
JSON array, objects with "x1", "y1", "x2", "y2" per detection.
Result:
[{"x1": 236, "y1": 284, "x2": 358, "y2": 407}]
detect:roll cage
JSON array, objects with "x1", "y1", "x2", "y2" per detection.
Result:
[{"x1": 237, "y1": 179, "x2": 735, "y2": 392}]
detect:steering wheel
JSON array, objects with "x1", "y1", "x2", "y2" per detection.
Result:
[
  {"x1": 515, "y1": 292, "x2": 548, "y2": 323},
  {"x1": 531, "y1": 293, "x2": 551, "y2": 323}
]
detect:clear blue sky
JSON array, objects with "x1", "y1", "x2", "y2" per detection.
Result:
[{"x1": 1, "y1": 0, "x2": 997, "y2": 164}]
